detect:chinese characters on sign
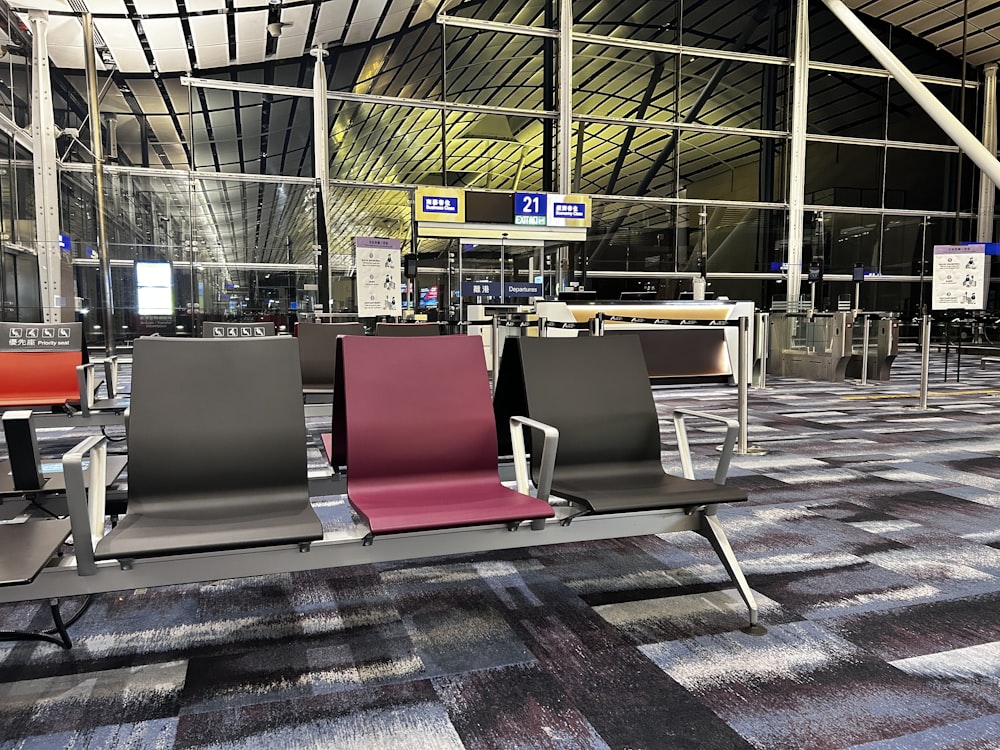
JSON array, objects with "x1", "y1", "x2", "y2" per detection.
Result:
[
  {"x1": 932, "y1": 244, "x2": 990, "y2": 311},
  {"x1": 355, "y1": 236, "x2": 402, "y2": 317}
]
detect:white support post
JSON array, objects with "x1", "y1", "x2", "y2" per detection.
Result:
[
  {"x1": 978, "y1": 63, "x2": 997, "y2": 242},
  {"x1": 823, "y1": 0, "x2": 1000, "y2": 188},
  {"x1": 312, "y1": 47, "x2": 331, "y2": 309},
  {"x1": 786, "y1": 0, "x2": 810, "y2": 311},
  {"x1": 558, "y1": 0, "x2": 572, "y2": 192},
  {"x1": 28, "y1": 10, "x2": 63, "y2": 325}
]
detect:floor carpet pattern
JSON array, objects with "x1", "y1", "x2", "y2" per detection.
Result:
[{"x1": 2, "y1": 348, "x2": 1000, "y2": 749}]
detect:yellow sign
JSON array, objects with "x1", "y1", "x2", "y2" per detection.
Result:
[{"x1": 415, "y1": 187, "x2": 465, "y2": 223}]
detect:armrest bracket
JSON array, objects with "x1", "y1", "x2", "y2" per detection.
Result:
[
  {"x1": 63, "y1": 435, "x2": 109, "y2": 576},
  {"x1": 672, "y1": 408, "x2": 739, "y2": 485},
  {"x1": 509, "y1": 416, "x2": 559, "y2": 502}
]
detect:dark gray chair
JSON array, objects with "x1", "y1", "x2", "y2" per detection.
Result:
[
  {"x1": 494, "y1": 335, "x2": 760, "y2": 630},
  {"x1": 94, "y1": 337, "x2": 323, "y2": 560},
  {"x1": 297, "y1": 322, "x2": 365, "y2": 394},
  {"x1": 375, "y1": 322, "x2": 441, "y2": 336}
]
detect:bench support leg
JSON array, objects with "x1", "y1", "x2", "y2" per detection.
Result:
[
  {"x1": 696, "y1": 512, "x2": 764, "y2": 634},
  {"x1": 0, "y1": 595, "x2": 93, "y2": 649}
]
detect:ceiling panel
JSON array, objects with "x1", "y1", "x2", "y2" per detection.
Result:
[
  {"x1": 234, "y1": 9, "x2": 267, "y2": 65},
  {"x1": 378, "y1": 0, "x2": 414, "y2": 37},
  {"x1": 83, "y1": 0, "x2": 128, "y2": 13},
  {"x1": 146, "y1": 114, "x2": 179, "y2": 145},
  {"x1": 95, "y1": 17, "x2": 150, "y2": 73},
  {"x1": 128, "y1": 78, "x2": 168, "y2": 114},
  {"x1": 189, "y1": 15, "x2": 229, "y2": 70},
  {"x1": 344, "y1": 0, "x2": 387, "y2": 46},
  {"x1": 132, "y1": 0, "x2": 177, "y2": 14},
  {"x1": 142, "y1": 17, "x2": 190, "y2": 72},
  {"x1": 314, "y1": 0, "x2": 352, "y2": 46},
  {"x1": 185, "y1": 0, "x2": 226, "y2": 11},
  {"x1": 274, "y1": 4, "x2": 313, "y2": 59}
]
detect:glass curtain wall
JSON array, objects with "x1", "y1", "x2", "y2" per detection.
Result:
[{"x1": 3, "y1": 0, "x2": 993, "y2": 326}]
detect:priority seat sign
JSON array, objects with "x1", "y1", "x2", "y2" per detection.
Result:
[
  {"x1": 2, "y1": 322, "x2": 80, "y2": 351},
  {"x1": 201, "y1": 322, "x2": 275, "y2": 338}
]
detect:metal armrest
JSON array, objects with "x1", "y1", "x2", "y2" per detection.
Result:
[
  {"x1": 672, "y1": 408, "x2": 739, "y2": 485},
  {"x1": 101, "y1": 356, "x2": 119, "y2": 398},
  {"x1": 76, "y1": 363, "x2": 96, "y2": 416},
  {"x1": 509, "y1": 416, "x2": 559, "y2": 502},
  {"x1": 63, "y1": 435, "x2": 109, "y2": 576}
]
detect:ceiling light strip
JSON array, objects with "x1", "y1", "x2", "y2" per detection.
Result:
[
  {"x1": 803, "y1": 204, "x2": 976, "y2": 219},
  {"x1": 436, "y1": 14, "x2": 559, "y2": 39},
  {"x1": 806, "y1": 133, "x2": 961, "y2": 152},
  {"x1": 572, "y1": 32, "x2": 790, "y2": 67},
  {"x1": 590, "y1": 194, "x2": 786, "y2": 210},
  {"x1": 574, "y1": 114, "x2": 787, "y2": 140},
  {"x1": 180, "y1": 75, "x2": 557, "y2": 120},
  {"x1": 808, "y1": 60, "x2": 978, "y2": 89}
]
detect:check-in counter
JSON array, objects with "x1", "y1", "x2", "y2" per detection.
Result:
[
  {"x1": 768, "y1": 311, "x2": 899, "y2": 382},
  {"x1": 535, "y1": 300, "x2": 754, "y2": 385}
]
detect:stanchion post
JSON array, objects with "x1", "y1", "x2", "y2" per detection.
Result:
[
  {"x1": 738, "y1": 315, "x2": 749, "y2": 454},
  {"x1": 538, "y1": 317, "x2": 548, "y2": 338},
  {"x1": 755, "y1": 312, "x2": 769, "y2": 389},
  {"x1": 588, "y1": 312, "x2": 605, "y2": 337},
  {"x1": 919, "y1": 312, "x2": 930, "y2": 410},
  {"x1": 491, "y1": 315, "x2": 501, "y2": 392},
  {"x1": 860, "y1": 314, "x2": 870, "y2": 385}
]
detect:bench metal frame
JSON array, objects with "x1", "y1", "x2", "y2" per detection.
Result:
[{"x1": 0, "y1": 431, "x2": 758, "y2": 631}]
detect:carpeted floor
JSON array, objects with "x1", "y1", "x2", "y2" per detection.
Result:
[{"x1": 2, "y1": 348, "x2": 1000, "y2": 749}]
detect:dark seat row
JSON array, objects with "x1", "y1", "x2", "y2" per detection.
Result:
[
  {"x1": 0, "y1": 332, "x2": 759, "y2": 649},
  {"x1": 297, "y1": 321, "x2": 442, "y2": 394}
]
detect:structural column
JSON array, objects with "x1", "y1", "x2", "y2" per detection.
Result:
[
  {"x1": 786, "y1": 0, "x2": 810, "y2": 309},
  {"x1": 557, "y1": 0, "x2": 572, "y2": 288},
  {"x1": 311, "y1": 47, "x2": 331, "y2": 310},
  {"x1": 83, "y1": 13, "x2": 116, "y2": 354},
  {"x1": 28, "y1": 10, "x2": 62, "y2": 324},
  {"x1": 977, "y1": 63, "x2": 997, "y2": 242}
]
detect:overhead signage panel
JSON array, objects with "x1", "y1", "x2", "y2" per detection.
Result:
[
  {"x1": 461, "y1": 281, "x2": 501, "y2": 297},
  {"x1": 547, "y1": 193, "x2": 591, "y2": 228},
  {"x1": 514, "y1": 192, "x2": 548, "y2": 226},
  {"x1": 415, "y1": 187, "x2": 465, "y2": 223}
]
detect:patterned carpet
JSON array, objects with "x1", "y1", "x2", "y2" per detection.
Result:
[{"x1": 2, "y1": 348, "x2": 1000, "y2": 749}]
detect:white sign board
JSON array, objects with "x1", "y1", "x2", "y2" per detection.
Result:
[
  {"x1": 932, "y1": 244, "x2": 990, "y2": 311},
  {"x1": 354, "y1": 236, "x2": 402, "y2": 317}
]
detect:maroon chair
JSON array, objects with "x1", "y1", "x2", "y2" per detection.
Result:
[{"x1": 336, "y1": 335, "x2": 554, "y2": 535}]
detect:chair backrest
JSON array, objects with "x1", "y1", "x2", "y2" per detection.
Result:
[
  {"x1": 297, "y1": 322, "x2": 365, "y2": 389},
  {"x1": 127, "y1": 337, "x2": 309, "y2": 516},
  {"x1": 339, "y1": 335, "x2": 499, "y2": 483},
  {"x1": 496, "y1": 336, "x2": 661, "y2": 478},
  {"x1": 375, "y1": 322, "x2": 441, "y2": 337},
  {"x1": 0, "y1": 323, "x2": 84, "y2": 407}
]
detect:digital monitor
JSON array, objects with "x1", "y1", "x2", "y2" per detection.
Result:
[
  {"x1": 420, "y1": 285, "x2": 439, "y2": 307},
  {"x1": 135, "y1": 261, "x2": 174, "y2": 316},
  {"x1": 465, "y1": 191, "x2": 514, "y2": 224}
]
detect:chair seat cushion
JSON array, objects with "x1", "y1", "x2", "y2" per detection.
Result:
[
  {"x1": 349, "y1": 474, "x2": 554, "y2": 534},
  {"x1": 94, "y1": 504, "x2": 324, "y2": 560},
  {"x1": 551, "y1": 462, "x2": 747, "y2": 513}
]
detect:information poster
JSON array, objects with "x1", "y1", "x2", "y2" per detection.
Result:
[
  {"x1": 355, "y1": 236, "x2": 402, "y2": 317},
  {"x1": 932, "y1": 244, "x2": 989, "y2": 311}
]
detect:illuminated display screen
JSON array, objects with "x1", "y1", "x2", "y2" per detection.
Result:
[{"x1": 136, "y1": 261, "x2": 174, "y2": 316}]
